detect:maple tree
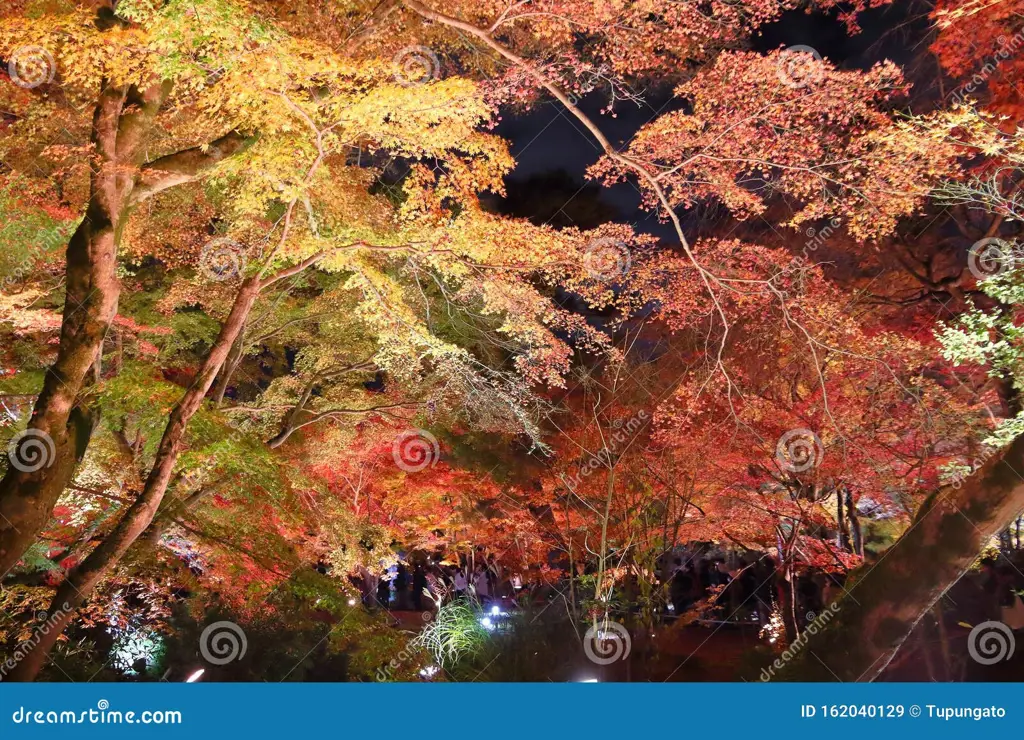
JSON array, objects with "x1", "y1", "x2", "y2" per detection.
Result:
[
  {"x1": 931, "y1": 0, "x2": 1024, "y2": 121},
  {"x1": 1, "y1": 0, "x2": 1024, "y2": 684},
  {"x1": 0, "y1": 0, "x2": 628, "y2": 679}
]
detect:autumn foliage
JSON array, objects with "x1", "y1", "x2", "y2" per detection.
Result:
[{"x1": 0, "y1": 0, "x2": 1020, "y2": 682}]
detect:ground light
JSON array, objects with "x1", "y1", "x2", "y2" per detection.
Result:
[
  {"x1": 185, "y1": 669, "x2": 205, "y2": 683},
  {"x1": 479, "y1": 603, "x2": 510, "y2": 632}
]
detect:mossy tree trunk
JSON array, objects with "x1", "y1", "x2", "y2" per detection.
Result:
[
  {"x1": 0, "y1": 82, "x2": 164, "y2": 576},
  {"x1": 777, "y1": 434, "x2": 1024, "y2": 681},
  {"x1": 0, "y1": 78, "x2": 246, "y2": 576},
  {"x1": 6, "y1": 278, "x2": 262, "y2": 681}
]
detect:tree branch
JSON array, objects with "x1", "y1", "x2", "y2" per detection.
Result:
[{"x1": 129, "y1": 131, "x2": 251, "y2": 206}]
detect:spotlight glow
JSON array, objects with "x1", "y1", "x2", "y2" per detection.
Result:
[{"x1": 185, "y1": 668, "x2": 205, "y2": 683}]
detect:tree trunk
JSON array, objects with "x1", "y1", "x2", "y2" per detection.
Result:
[
  {"x1": 0, "y1": 83, "x2": 150, "y2": 575},
  {"x1": 846, "y1": 489, "x2": 863, "y2": 557},
  {"x1": 778, "y1": 561, "x2": 799, "y2": 644},
  {"x1": 594, "y1": 464, "x2": 616, "y2": 608},
  {"x1": 0, "y1": 81, "x2": 246, "y2": 575},
  {"x1": 778, "y1": 433, "x2": 1024, "y2": 682},
  {"x1": 6, "y1": 278, "x2": 261, "y2": 681},
  {"x1": 836, "y1": 488, "x2": 849, "y2": 551},
  {"x1": 266, "y1": 375, "x2": 317, "y2": 448},
  {"x1": 211, "y1": 329, "x2": 246, "y2": 405}
]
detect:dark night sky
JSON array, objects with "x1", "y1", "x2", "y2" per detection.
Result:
[{"x1": 493, "y1": 3, "x2": 932, "y2": 240}]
